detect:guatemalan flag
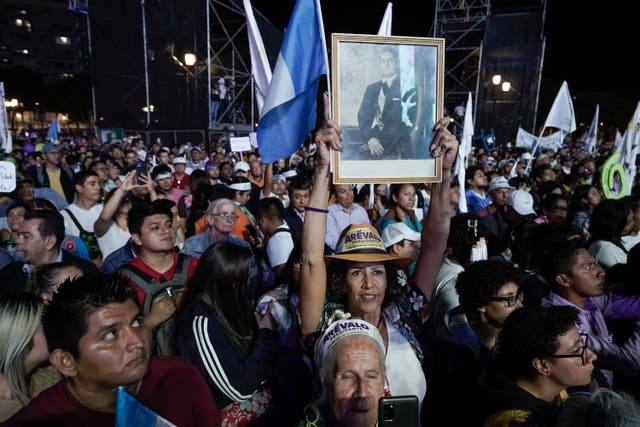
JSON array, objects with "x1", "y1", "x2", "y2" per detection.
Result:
[
  {"x1": 257, "y1": 0, "x2": 328, "y2": 164},
  {"x1": 115, "y1": 387, "x2": 176, "y2": 427}
]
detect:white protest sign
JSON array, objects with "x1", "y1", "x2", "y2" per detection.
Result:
[
  {"x1": 230, "y1": 136, "x2": 251, "y2": 152},
  {"x1": 0, "y1": 160, "x2": 16, "y2": 192}
]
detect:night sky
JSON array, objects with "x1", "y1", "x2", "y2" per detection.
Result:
[{"x1": 251, "y1": 0, "x2": 639, "y2": 135}]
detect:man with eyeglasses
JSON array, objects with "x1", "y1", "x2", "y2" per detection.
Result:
[
  {"x1": 423, "y1": 259, "x2": 524, "y2": 425},
  {"x1": 540, "y1": 238, "x2": 640, "y2": 391},
  {"x1": 180, "y1": 198, "x2": 258, "y2": 291},
  {"x1": 181, "y1": 198, "x2": 250, "y2": 258},
  {"x1": 474, "y1": 305, "x2": 596, "y2": 426}
]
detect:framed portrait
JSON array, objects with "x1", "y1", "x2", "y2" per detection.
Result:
[{"x1": 331, "y1": 33, "x2": 445, "y2": 184}]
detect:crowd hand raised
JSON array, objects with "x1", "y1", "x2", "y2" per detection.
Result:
[
  {"x1": 138, "y1": 172, "x2": 155, "y2": 191},
  {"x1": 367, "y1": 138, "x2": 384, "y2": 156},
  {"x1": 120, "y1": 170, "x2": 144, "y2": 192},
  {"x1": 430, "y1": 117, "x2": 459, "y2": 172},
  {"x1": 314, "y1": 93, "x2": 343, "y2": 168}
]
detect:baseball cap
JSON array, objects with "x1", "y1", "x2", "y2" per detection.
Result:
[
  {"x1": 173, "y1": 156, "x2": 187, "y2": 164},
  {"x1": 381, "y1": 222, "x2": 421, "y2": 248},
  {"x1": 325, "y1": 223, "x2": 411, "y2": 267},
  {"x1": 521, "y1": 152, "x2": 533, "y2": 160},
  {"x1": 314, "y1": 317, "x2": 385, "y2": 369},
  {"x1": 507, "y1": 190, "x2": 536, "y2": 216},
  {"x1": 233, "y1": 161, "x2": 250, "y2": 173},
  {"x1": 272, "y1": 174, "x2": 286, "y2": 182},
  {"x1": 487, "y1": 176, "x2": 514, "y2": 193},
  {"x1": 42, "y1": 143, "x2": 61, "y2": 153},
  {"x1": 205, "y1": 161, "x2": 218, "y2": 170}
]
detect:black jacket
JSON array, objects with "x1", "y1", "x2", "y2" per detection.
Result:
[{"x1": 27, "y1": 164, "x2": 75, "y2": 203}]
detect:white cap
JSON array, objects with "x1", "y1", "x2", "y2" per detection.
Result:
[
  {"x1": 521, "y1": 152, "x2": 533, "y2": 160},
  {"x1": 173, "y1": 156, "x2": 187, "y2": 164},
  {"x1": 314, "y1": 318, "x2": 384, "y2": 369},
  {"x1": 233, "y1": 161, "x2": 250, "y2": 173},
  {"x1": 487, "y1": 176, "x2": 514, "y2": 193},
  {"x1": 381, "y1": 222, "x2": 421, "y2": 248},
  {"x1": 507, "y1": 189, "x2": 536, "y2": 216}
]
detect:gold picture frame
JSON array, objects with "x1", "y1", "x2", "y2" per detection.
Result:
[{"x1": 331, "y1": 33, "x2": 445, "y2": 184}]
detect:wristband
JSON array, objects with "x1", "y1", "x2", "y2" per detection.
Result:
[{"x1": 304, "y1": 206, "x2": 329, "y2": 213}]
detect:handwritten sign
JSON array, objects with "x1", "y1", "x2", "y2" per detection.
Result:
[
  {"x1": 230, "y1": 136, "x2": 251, "y2": 152},
  {"x1": 0, "y1": 160, "x2": 16, "y2": 193}
]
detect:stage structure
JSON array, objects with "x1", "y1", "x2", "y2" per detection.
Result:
[
  {"x1": 434, "y1": 0, "x2": 546, "y2": 146},
  {"x1": 87, "y1": 0, "x2": 281, "y2": 144}
]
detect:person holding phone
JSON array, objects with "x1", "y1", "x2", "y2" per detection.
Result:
[{"x1": 301, "y1": 318, "x2": 387, "y2": 427}]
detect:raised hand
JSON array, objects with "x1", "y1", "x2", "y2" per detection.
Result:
[{"x1": 430, "y1": 117, "x2": 459, "y2": 172}]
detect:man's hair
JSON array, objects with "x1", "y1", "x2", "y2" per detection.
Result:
[
  {"x1": 464, "y1": 165, "x2": 484, "y2": 188},
  {"x1": 206, "y1": 198, "x2": 234, "y2": 216},
  {"x1": 124, "y1": 149, "x2": 136, "y2": 157},
  {"x1": 43, "y1": 274, "x2": 139, "y2": 358},
  {"x1": 23, "y1": 210, "x2": 65, "y2": 247},
  {"x1": 455, "y1": 259, "x2": 523, "y2": 324},
  {"x1": 287, "y1": 176, "x2": 311, "y2": 195},
  {"x1": 256, "y1": 197, "x2": 285, "y2": 222},
  {"x1": 151, "y1": 164, "x2": 172, "y2": 180},
  {"x1": 538, "y1": 238, "x2": 587, "y2": 290},
  {"x1": 494, "y1": 305, "x2": 580, "y2": 380},
  {"x1": 72, "y1": 169, "x2": 100, "y2": 188},
  {"x1": 127, "y1": 202, "x2": 173, "y2": 235}
]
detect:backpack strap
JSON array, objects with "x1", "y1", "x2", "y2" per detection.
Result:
[
  {"x1": 117, "y1": 263, "x2": 158, "y2": 314},
  {"x1": 63, "y1": 208, "x2": 88, "y2": 234}
]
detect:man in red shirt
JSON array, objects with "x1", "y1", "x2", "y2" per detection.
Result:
[
  {"x1": 2, "y1": 274, "x2": 221, "y2": 427},
  {"x1": 116, "y1": 201, "x2": 198, "y2": 354},
  {"x1": 171, "y1": 156, "x2": 190, "y2": 191}
]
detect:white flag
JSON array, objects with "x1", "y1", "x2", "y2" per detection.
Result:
[
  {"x1": 620, "y1": 101, "x2": 640, "y2": 195},
  {"x1": 542, "y1": 81, "x2": 576, "y2": 133},
  {"x1": 455, "y1": 92, "x2": 473, "y2": 213},
  {"x1": 585, "y1": 104, "x2": 599, "y2": 155},
  {"x1": 614, "y1": 130, "x2": 623, "y2": 152},
  {"x1": 377, "y1": 2, "x2": 392, "y2": 36},
  {"x1": 243, "y1": 0, "x2": 273, "y2": 114},
  {"x1": 0, "y1": 82, "x2": 10, "y2": 153}
]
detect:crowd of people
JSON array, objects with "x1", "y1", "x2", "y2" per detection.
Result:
[{"x1": 2, "y1": 101, "x2": 640, "y2": 427}]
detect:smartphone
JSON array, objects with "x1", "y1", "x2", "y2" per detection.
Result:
[
  {"x1": 378, "y1": 395, "x2": 419, "y2": 427},
  {"x1": 246, "y1": 224, "x2": 259, "y2": 241},
  {"x1": 135, "y1": 160, "x2": 148, "y2": 183}
]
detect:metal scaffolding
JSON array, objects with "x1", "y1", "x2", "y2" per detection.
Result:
[{"x1": 433, "y1": 0, "x2": 491, "y2": 115}]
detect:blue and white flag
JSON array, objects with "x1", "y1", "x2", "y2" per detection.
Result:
[
  {"x1": 115, "y1": 387, "x2": 176, "y2": 427},
  {"x1": 47, "y1": 118, "x2": 59, "y2": 143},
  {"x1": 257, "y1": 0, "x2": 328, "y2": 164},
  {"x1": 243, "y1": 0, "x2": 272, "y2": 114}
]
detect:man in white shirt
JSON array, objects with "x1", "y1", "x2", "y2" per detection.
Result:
[
  {"x1": 326, "y1": 184, "x2": 370, "y2": 252},
  {"x1": 256, "y1": 197, "x2": 294, "y2": 282},
  {"x1": 60, "y1": 170, "x2": 104, "y2": 262}
]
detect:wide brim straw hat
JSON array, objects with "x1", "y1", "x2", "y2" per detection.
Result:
[{"x1": 324, "y1": 223, "x2": 412, "y2": 268}]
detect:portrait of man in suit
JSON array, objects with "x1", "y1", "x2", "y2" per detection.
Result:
[{"x1": 358, "y1": 45, "x2": 430, "y2": 161}]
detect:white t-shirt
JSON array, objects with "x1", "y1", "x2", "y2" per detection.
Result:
[
  {"x1": 61, "y1": 203, "x2": 103, "y2": 237},
  {"x1": 266, "y1": 224, "x2": 294, "y2": 268},
  {"x1": 97, "y1": 222, "x2": 131, "y2": 259}
]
